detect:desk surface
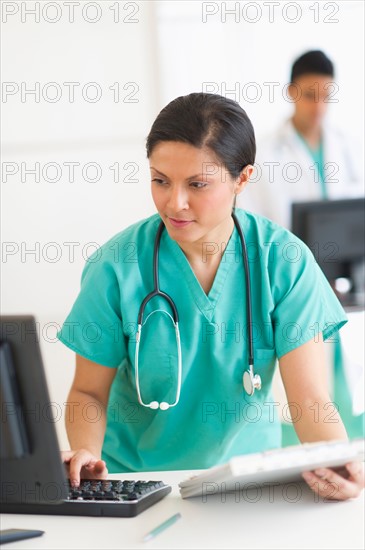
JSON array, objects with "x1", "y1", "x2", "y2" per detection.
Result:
[{"x1": 1, "y1": 470, "x2": 364, "y2": 550}]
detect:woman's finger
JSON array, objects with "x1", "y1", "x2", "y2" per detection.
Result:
[
  {"x1": 302, "y1": 467, "x2": 362, "y2": 500},
  {"x1": 92, "y1": 460, "x2": 108, "y2": 478},
  {"x1": 60, "y1": 451, "x2": 108, "y2": 484},
  {"x1": 93, "y1": 460, "x2": 106, "y2": 472},
  {"x1": 68, "y1": 451, "x2": 98, "y2": 486},
  {"x1": 61, "y1": 450, "x2": 76, "y2": 463},
  {"x1": 345, "y1": 462, "x2": 365, "y2": 486},
  {"x1": 314, "y1": 468, "x2": 348, "y2": 498},
  {"x1": 302, "y1": 471, "x2": 341, "y2": 500}
]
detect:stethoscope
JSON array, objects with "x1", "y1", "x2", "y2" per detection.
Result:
[{"x1": 134, "y1": 212, "x2": 262, "y2": 411}]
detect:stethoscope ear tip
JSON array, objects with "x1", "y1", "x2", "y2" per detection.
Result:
[{"x1": 149, "y1": 401, "x2": 159, "y2": 410}]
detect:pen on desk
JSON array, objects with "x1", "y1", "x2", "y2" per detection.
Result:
[{"x1": 143, "y1": 512, "x2": 182, "y2": 542}]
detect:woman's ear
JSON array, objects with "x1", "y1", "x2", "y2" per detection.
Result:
[{"x1": 235, "y1": 165, "x2": 255, "y2": 195}]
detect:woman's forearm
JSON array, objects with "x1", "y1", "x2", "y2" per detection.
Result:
[
  {"x1": 65, "y1": 389, "x2": 107, "y2": 456},
  {"x1": 290, "y1": 396, "x2": 348, "y2": 443}
]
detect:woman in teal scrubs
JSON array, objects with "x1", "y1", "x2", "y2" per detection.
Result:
[{"x1": 59, "y1": 93, "x2": 364, "y2": 500}]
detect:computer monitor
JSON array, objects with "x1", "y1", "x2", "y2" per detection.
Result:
[
  {"x1": 291, "y1": 198, "x2": 365, "y2": 303},
  {"x1": 0, "y1": 315, "x2": 68, "y2": 505}
]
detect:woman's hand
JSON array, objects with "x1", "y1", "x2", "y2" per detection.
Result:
[
  {"x1": 61, "y1": 449, "x2": 109, "y2": 487},
  {"x1": 302, "y1": 461, "x2": 365, "y2": 501}
]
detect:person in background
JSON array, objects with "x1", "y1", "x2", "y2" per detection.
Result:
[{"x1": 238, "y1": 50, "x2": 363, "y2": 228}]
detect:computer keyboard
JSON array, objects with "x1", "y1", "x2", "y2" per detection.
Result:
[
  {"x1": 179, "y1": 438, "x2": 365, "y2": 498},
  {"x1": 1, "y1": 479, "x2": 172, "y2": 517}
]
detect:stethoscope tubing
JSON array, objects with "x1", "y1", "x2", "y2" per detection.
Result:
[
  {"x1": 137, "y1": 221, "x2": 179, "y2": 325},
  {"x1": 135, "y1": 212, "x2": 259, "y2": 408},
  {"x1": 232, "y1": 213, "x2": 254, "y2": 369}
]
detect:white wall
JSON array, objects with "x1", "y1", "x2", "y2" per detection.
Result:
[
  {"x1": 155, "y1": 0, "x2": 364, "y2": 145},
  {"x1": 1, "y1": 0, "x2": 364, "y2": 447},
  {"x1": 1, "y1": 1, "x2": 161, "y2": 447}
]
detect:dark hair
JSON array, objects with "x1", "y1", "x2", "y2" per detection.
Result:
[
  {"x1": 290, "y1": 50, "x2": 334, "y2": 83},
  {"x1": 146, "y1": 92, "x2": 256, "y2": 179}
]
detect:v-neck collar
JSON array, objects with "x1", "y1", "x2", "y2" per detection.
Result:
[{"x1": 162, "y1": 223, "x2": 240, "y2": 323}]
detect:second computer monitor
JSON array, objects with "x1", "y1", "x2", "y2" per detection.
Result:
[{"x1": 291, "y1": 198, "x2": 365, "y2": 300}]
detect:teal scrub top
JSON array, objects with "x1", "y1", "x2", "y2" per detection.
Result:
[{"x1": 57, "y1": 208, "x2": 347, "y2": 472}]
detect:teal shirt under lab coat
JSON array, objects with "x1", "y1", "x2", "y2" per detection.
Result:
[{"x1": 57, "y1": 208, "x2": 347, "y2": 472}]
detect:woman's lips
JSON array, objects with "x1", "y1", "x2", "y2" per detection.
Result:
[{"x1": 168, "y1": 217, "x2": 194, "y2": 228}]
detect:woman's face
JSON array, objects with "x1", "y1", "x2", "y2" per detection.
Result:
[{"x1": 150, "y1": 141, "x2": 246, "y2": 246}]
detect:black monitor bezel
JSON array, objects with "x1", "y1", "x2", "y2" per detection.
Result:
[
  {"x1": 0, "y1": 315, "x2": 68, "y2": 505},
  {"x1": 291, "y1": 197, "x2": 365, "y2": 281}
]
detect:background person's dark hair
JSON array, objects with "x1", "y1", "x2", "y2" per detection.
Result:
[
  {"x1": 146, "y1": 92, "x2": 256, "y2": 179},
  {"x1": 290, "y1": 50, "x2": 334, "y2": 83}
]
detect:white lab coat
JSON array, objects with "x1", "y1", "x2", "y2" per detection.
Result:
[{"x1": 238, "y1": 119, "x2": 364, "y2": 228}]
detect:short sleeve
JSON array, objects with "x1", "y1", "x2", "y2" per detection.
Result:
[
  {"x1": 271, "y1": 238, "x2": 348, "y2": 359},
  {"x1": 56, "y1": 257, "x2": 126, "y2": 368}
]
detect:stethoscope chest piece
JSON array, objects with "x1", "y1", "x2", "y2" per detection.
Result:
[{"x1": 243, "y1": 368, "x2": 262, "y2": 396}]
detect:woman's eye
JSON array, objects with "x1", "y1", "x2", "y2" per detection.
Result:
[
  {"x1": 190, "y1": 181, "x2": 208, "y2": 189},
  {"x1": 152, "y1": 179, "x2": 207, "y2": 189},
  {"x1": 152, "y1": 178, "x2": 166, "y2": 185}
]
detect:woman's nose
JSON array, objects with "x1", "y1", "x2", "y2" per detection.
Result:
[{"x1": 167, "y1": 186, "x2": 188, "y2": 210}]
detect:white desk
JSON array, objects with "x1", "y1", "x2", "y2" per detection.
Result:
[{"x1": 1, "y1": 470, "x2": 364, "y2": 550}]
